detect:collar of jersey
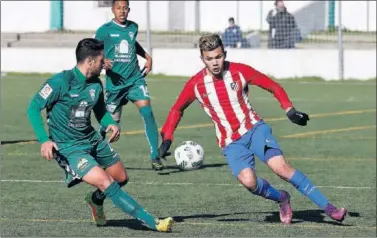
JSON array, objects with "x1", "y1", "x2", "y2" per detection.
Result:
[
  {"x1": 112, "y1": 19, "x2": 128, "y2": 28},
  {"x1": 73, "y1": 67, "x2": 87, "y2": 85}
]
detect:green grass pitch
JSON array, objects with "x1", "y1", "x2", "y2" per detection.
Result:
[{"x1": 1, "y1": 74, "x2": 376, "y2": 236}]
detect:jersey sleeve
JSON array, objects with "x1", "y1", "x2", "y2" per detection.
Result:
[
  {"x1": 93, "y1": 86, "x2": 117, "y2": 128},
  {"x1": 160, "y1": 78, "x2": 197, "y2": 141},
  {"x1": 27, "y1": 76, "x2": 63, "y2": 143},
  {"x1": 237, "y1": 63, "x2": 293, "y2": 110},
  {"x1": 94, "y1": 25, "x2": 107, "y2": 41}
]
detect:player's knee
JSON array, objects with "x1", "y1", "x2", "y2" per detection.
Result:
[
  {"x1": 241, "y1": 178, "x2": 257, "y2": 190},
  {"x1": 83, "y1": 166, "x2": 115, "y2": 191},
  {"x1": 238, "y1": 169, "x2": 257, "y2": 190},
  {"x1": 109, "y1": 171, "x2": 128, "y2": 186},
  {"x1": 97, "y1": 177, "x2": 114, "y2": 191},
  {"x1": 272, "y1": 162, "x2": 294, "y2": 180},
  {"x1": 118, "y1": 177, "x2": 129, "y2": 187},
  {"x1": 136, "y1": 99, "x2": 151, "y2": 109}
]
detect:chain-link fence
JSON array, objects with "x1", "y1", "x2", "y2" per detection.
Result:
[
  {"x1": 2, "y1": 1, "x2": 375, "y2": 48},
  {"x1": 139, "y1": 0, "x2": 375, "y2": 50},
  {"x1": 1, "y1": 0, "x2": 376, "y2": 80}
]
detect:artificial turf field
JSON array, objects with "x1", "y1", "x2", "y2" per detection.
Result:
[{"x1": 1, "y1": 74, "x2": 376, "y2": 236}]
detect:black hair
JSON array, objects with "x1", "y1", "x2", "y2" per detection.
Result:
[
  {"x1": 274, "y1": 0, "x2": 283, "y2": 6},
  {"x1": 112, "y1": 0, "x2": 129, "y2": 7},
  {"x1": 228, "y1": 17, "x2": 235, "y2": 22},
  {"x1": 75, "y1": 38, "x2": 104, "y2": 63}
]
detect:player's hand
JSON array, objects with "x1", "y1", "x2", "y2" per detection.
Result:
[
  {"x1": 41, "y1": 141, "x2": 59, "y2": 161},
  {"x1": 158, "y1": 139, "x2": 172, "y2": 160},
  {"x1": 286, "y1": 107, "x2": 310, "y2": 126},
  {"x1": 103, "y1": 59, "x2": 113, "y2": 71},
  {"x1": 106, "y1": 124, "x2": 120, "y2": 143},
  {"x1": 141, "y1": 56, "x2": 152, "y2": 76}
]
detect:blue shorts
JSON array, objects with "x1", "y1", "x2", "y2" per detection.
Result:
[{"x1": 222, "y1": 121, "x2": 283, "y2": 178}]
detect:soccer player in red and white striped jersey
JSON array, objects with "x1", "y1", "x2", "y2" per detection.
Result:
[{"x1": 158, "y1": 34, "x2": 347, "y2": 224}]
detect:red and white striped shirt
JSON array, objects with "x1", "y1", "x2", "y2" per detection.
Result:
[{"x1": 161, "y1": 62, "x2": 293, "y2": 148}]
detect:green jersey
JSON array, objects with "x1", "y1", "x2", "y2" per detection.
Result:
[
  {"x1": 27, "y1": 67, "x2": 115, "y2": 149},
  {"x1": 95, "y1": 20, "x2": 143, "y2": 91}
]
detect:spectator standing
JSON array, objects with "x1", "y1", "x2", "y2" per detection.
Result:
[
  {"x1": 266, "y1": 0, "x2": 299, "y2": 49},
  {"x1": 223, "y1": 17, "x2": 243, "y2": 48}
]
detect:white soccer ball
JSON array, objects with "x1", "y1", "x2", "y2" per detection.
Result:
[{"x1": 174, "y1": 141, "x2": 204, "y2": 171}]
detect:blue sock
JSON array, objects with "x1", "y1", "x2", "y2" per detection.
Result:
[
  {"x1": 104, "y1": 182, "x2": 157, "y2": 229},
  {"x1": 289, "y1": 170, "x2": 329, "y2": 209},
  {"x1": 139, "y1": 106, "x2": 159, "y2": 160},
  {"x1": 251, "y1": 177, "x2": 282, "y2": 202}
]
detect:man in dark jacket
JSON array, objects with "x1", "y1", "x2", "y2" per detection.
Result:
[
  {"x1": 266, "y1": 0, "x2": 299, "y2": 49},
  {"x1": 223, "y1": 17, "x2": 243, "y2": 48}
]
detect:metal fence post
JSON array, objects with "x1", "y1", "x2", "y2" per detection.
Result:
[
  {"x1": 338, "y1": 1, "x2": 344, "y2": 80},
  {"x1": 236, "y1": 1, "x2": 240, "y2": 25},
  {"x1": 195, "y1": 0, "x2": 200, "y2": 32},
  {"x1": 146, "y1": 1, "x2": 151, "y2": 56},
  {"x1": 259, "y1": 1, "x2": 263, "y2": 31},
  {"x1": 366, "y1": 1, "x2": 370, "y2": 32}
]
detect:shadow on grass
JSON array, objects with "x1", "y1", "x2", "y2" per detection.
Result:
[
  {"x1": 104, "y1": 210, "x2": 359, "y2": 231},
  {"x1": 258, "y1": 209, "x2": 358, "y2": 226},
  {"x1": 173, "y1": 212, "x2": 251, "y2": 222},
  {"x1": 174, "y1": 210, "x2": 357, "y2": 226},
  {"x1": 1, "y1": 139, "x2": 37, "y2": 145},
  {"x1": 105, "y1": 219, "x2": 154, "y2": 231},
  {"x1": 104, "y1": 212, "x2": 250, "y2": 231},
  {"x1": 157, "y1": 163, "x2": 228, "y2": 175},
  {"x1": 124, "y1": 163, "x2": 228, "y2": 175}
]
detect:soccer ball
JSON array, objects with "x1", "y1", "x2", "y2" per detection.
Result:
[{"x1": 174, "y1": 141, "x2": 204, "y2": 171}]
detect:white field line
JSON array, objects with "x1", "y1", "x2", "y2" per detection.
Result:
[
  {"x1": 0, "y1": 217, "x2": 375, "y2": 230},
  {"x1": 0, "y1": 179, "x2": 374, "y2": 190}
]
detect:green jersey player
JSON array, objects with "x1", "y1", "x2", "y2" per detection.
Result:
[
  {"x1": 27, "y1": 38, "x2": 174, "y2": 232},
  {"x1": 95, "y1": 0, "x2": 163, "y2": 171}
]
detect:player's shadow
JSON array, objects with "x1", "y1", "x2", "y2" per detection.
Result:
[
  {"x1": 157, "y1": 163, "x2": 228, "y2": 175},
  {"x1": 124, "y1": 163, "x2": 228, "y2": 175},
  {"x1": 174, "y1": 210, "x2": 359, "y2": 226},
  {"x1": 104, "y1": 213, "x2": 247, "y2": 231},
  {"x1": 105, "y1": 218, "x2": 154, "y2": 231},
  {"x1": 104, "y1": 210, "x2": 359, "y2": 230},
  {"x1": 257, "y1": 209, "x2": 359, "y2": 226},
  {"x1": 103, "y1": 213, "x2": 248, "y2": 232},
  {"x1": 173, "y1": 211, "x2": 251, "y2": 223},
  {"x1": 124, "y1": 165, "x2": 181, "y2": 172},
  {"x1": 1, "y1": 139, "x2": 37, "y2": 145}
]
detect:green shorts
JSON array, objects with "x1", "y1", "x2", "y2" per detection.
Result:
[
  {"x1": 55, "y1": 140, "x2": 120, "y2": 187},
  {"x1": 105, "y1": 79, "x2": 150, "y2": 114}
]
